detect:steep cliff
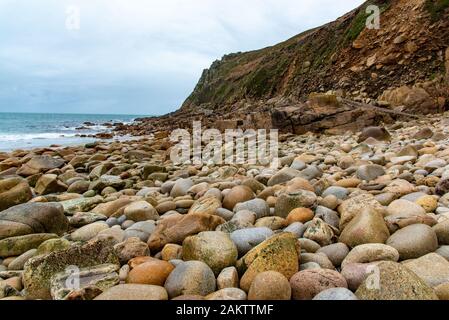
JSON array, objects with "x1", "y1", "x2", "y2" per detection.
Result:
[{"x1": 181, "y1": 0, "x2": 449, "y2": 111}]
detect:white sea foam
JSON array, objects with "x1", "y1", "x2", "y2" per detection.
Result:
[{"x1": 0, "y1": 132, "x2": 78, "y2": 141}]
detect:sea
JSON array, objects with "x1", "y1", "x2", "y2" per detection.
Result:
[{"x1": 0, "y1": 112, "x2": 145, "y2": 152}]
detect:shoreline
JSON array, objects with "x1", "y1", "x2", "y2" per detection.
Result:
[
  {"x1": 1, "y1": 112, "x2": 449, "y2": 300},
  {"x1": 0, "y1": 134, "x2": 149, "y2": 153}
]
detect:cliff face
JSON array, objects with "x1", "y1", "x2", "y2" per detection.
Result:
[{"x1": 181, "y1": 0, "x2": 449, "y2": 111}]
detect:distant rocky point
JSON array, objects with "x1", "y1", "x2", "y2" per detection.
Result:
[{"x1": 113, "y1": 0, "x2": 448, "y2": 137}]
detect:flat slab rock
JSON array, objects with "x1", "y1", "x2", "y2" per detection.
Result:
[{"x1": 22, "y1": 239, "x2": 119, "y2": 300}]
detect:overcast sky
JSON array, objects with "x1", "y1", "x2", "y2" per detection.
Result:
[{"x1": 0, "y1": 0, "x2": 364, "y2": 115}]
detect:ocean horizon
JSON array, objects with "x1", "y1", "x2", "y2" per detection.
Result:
[{"x1": 0, "y1": 112, "x2": 148, "y2": 151}]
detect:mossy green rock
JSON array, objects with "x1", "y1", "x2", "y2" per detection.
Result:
[
  {"x1": 182, "y1": 231, "x2": 238, "y2": 275},
  {"x1": 236, "y1": 232, "x2": 300, "y2": 292},
  {"x1": 36, "y1": 238, "x2": 72, "y2": 256},
  {"x1": 0, "y1": 233, "x2": 59, "y2": 257},
  {"x1": 60, "y1": 196, "x2": 104, "y2": 215},
  {"x1": 355, "y1": 261, "x2": 438, "y2": 300},
  {"x1": 23, "y1": 238, "x2": 119, "y2": 300},
  {"x1": 50, "y1": 263, "x2": 120, "y2": 300}
]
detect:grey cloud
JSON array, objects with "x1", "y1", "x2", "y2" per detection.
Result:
[{"x1": 0, "y1": 0, "x2": 364, "y2": 115}]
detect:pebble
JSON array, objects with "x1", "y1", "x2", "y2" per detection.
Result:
[
  {"x1": 164, "y1": 260, "x2": 216, "y2": 299},
  {"x1": 313, "y1": 287, "x2": 358, "y2": 300},
  {"x1": 222, "y1": 186, "x2": 255, "y2": 210},
  {"x1": 124, "y1": 201, "x2": 159, "y2": 222},
  {"x1": 114, "y1": 237, "x2": 150, "y2": 264},
  {"x1": 230, "y1": 227, "x2": 274, "y2": 256},
  {"x1": 386, "y1": 224, "x2": 438, "y2": 260},
  {"x1": 316, "y1": 243, "x2": 349, "y2": 267},
  {"x1": 4, "y1": 114, "x2": 449, "y2": 301},
  {"x1": 126, "y1": 259, "x2": 174, "y2": 286},
  {"x1": 248, "y1": 271, "x2": 291, "y2": 300},
  {"x1": 234, "y1": 199, "x2": 270, "y2": 219},
  {"x1": 355, "y1": 261, "x2": 438, "y2": 300},
  {"x1": 286, "y1": 208, "x2": 314, "y2": 224},
  {"x1": 217, "y1": 266, "x2": 239, "y2": 289},
  {"x1": 182, "y1": 231, "x2": 238, "y2": 275},
  {"x1": 290, "y1": 269, "x2": 347, "y2": 300},
  {"x1": 341, "y1": 244, "x2": 399, "y2": 269},
  {"x1": 275, "y1": 191, "x2": 317, "y2": 218},
  {"x1": 161, "y1": 244, "x2": 183, "y2": 261},
  {"x1": 321, "y1": 186, "x2": 349, "y2": 200},
  {"x1": 206, "y1": 288, "x2": 247, "y2": 300},
  {"x1": 95, "y1": 284, "x2": 168, "y2": 300},
  {"x1": 283, "y1": 222, "x2": 306, "y2": 238}
]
